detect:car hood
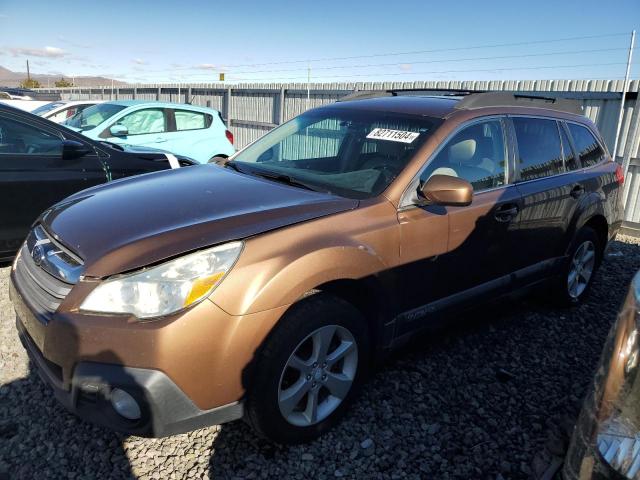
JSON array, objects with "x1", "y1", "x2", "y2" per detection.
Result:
[{"x1": 41, "y1": 165, "x2": 358, "y2": 277}]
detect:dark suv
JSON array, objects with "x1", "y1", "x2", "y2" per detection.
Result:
[{"x1": 10, "y1": 90, "x2": 624, "y2": 443}]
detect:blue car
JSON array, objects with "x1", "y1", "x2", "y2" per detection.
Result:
[{"x1": 63, "y1": 101, "x2": 234, "y2": 163}]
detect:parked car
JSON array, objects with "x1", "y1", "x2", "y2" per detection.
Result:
[
  {"x1": 0, "y1": 103, "x2": 195, "y2": 262},
  {"x1": 0, "y1": 88, "x2": 61, "y2": 112},
  {"x1": 563, "y1": 269, "x2": 640, "y2": 479},
  {"x1": 62, "y1": 101, "x2": 235, "y2": 163},
  {"x1": 10, "y1": 90, "x2": 624, "y2": 443},
  {"x1": 32, "y1": 100, "x2": 102, "y2": 123}
]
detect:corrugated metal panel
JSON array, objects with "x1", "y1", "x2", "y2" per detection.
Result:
[{"x1": 624, "y1": 163, "x2": 640, "y2": 223}]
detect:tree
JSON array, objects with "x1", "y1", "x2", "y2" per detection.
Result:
[
  {"x1": 20, "y1": 78, "x2": 41, "y2": 88},
  {"x1": 54, "y1": 77, "x2": 74, "y2": 88}
]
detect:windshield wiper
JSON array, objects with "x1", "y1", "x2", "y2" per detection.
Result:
[
  {"x1": 225, "y1": 161, "x2": 326, "y2": 193},
  {"x1": 222, "y1": 159, "x2": 244, "y2": 172},
  {"x1": 250, "y1": 170, "x2": 321, "y2": 192}
]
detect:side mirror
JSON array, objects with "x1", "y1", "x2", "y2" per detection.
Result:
[
  {"x1": 419, "y1": 174, "x2": 473, "y2": 207},
  {"x1": 62, "y1": 140, "x2": 92, "y2": 160},
  {"x1": 109, "y1": 124, "x2": 128, "y2": 137}
]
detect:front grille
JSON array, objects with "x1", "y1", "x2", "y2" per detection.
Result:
[{"x1": 13, "y1": 225, "x2": 83, "y2": 320}]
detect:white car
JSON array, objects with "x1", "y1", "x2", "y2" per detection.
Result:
[
  {"x1": 31, "y1": 100, "x2": 103, "y2": 123},
  {"x1": 0, "y1": 99, "x2": 53, "y2": 112}
]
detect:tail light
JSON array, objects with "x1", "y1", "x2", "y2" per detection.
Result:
[
  {"x1": 225, "y1": 130, "x2": 234, "y2": 145},
  {"x1": 615, "y1": 163, "x2": 625, "y2": 186}
]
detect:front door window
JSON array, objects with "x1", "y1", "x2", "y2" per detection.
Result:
[
  {"x1": 421, "y1": 119, "x2": 507, "y2": 192},
  {"x1": 114, "y1": 109, "x2": 166, "y2": 136}
]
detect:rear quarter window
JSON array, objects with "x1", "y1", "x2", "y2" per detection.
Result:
[
  {"x1": 567, "y1": 123, "x2": 606, "y2": 168},
  {"x1": 559, "y1": 123, "x2": 580, "y2": 171},
  {"x1": 175, "y1": 110, "x2": 212, "y2": 131}
]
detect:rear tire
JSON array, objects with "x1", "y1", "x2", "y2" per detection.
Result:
[
  {"x1": 245, "y1": 293, "x2": 370, "y2": 444},
  {"x1": 552, "y1": 226, "x2": 601, "y2": 306}
]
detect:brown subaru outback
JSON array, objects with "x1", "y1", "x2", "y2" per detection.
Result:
[{"x1": 10, "y1": 90, "x2": 624, "y2": 443}]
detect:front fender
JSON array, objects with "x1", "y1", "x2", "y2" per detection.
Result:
[{"x1": 211, "y1": 243, "x2": 390, "y2": 316}]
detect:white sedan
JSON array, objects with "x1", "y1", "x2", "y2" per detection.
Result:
[{"x1": 31, "y1": 100, "x2": 103, "y2": 123}]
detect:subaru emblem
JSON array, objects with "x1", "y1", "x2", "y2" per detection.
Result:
[{"x1": 32, "y1": 244, "x2": 45, "y2": 266}]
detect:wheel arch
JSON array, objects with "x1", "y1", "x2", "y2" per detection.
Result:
[
  {"x1": 309, "y1": 275, "x2": 394, "y2": 360},
  {"x1": 582, "y1": 214, "x2": 609, "y2": 262},
  {"x1": 565, "y1": 192, "x2": 608, "y2": 256}
]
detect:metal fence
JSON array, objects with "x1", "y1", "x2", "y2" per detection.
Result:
[{"x1": 38, "y1": 80, "x2": 640, "y2": 230}]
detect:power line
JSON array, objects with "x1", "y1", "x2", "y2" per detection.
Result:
[
  {"x1": 210, "y1": 32, "x2": 632, "y2": 69},
  {"x1": 185, "y1": 47, "x2": 630, "y2": 76},
  {"x1": 126, "y1": 32, "x2": 631, "y2": 75}
]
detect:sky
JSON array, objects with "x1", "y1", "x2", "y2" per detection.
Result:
[{"x1": 0, "y1": 0, "x2": 638, "y2": 85}]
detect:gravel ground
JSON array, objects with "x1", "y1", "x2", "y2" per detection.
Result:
[{"x1": 1, "y1": 235, "x2": 639, "y2": 480}]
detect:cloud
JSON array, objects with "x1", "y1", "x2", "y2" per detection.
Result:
[
  {"x1": 56, "y1": 36, "x2": 92, "y2": 49},
  {"x1": 194, "y1": 63, "x2": 217, "y2": 70},
  {"x1": 399, "y1": 63, "x2": 412, "y2": 72},
  {"x1": 0, "y1": 14, "x2": 8, "y2": 19},
  {"x1": 132, "y1": 58, "x2": 147, "y2": 65},
  {"x1": 8, "y1": 46, "x2": 68, "y2": 58}
]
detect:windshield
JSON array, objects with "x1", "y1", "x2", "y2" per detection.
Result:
[
  {"x1": 64, "y1": 103, "x2": 126, "y2": 131},
  {"x1": 232, "y1": 108, "x2": 440, "y2": 199},
  {"x1": 32, "y1": 102, "x2": 66, "y2": 115}
]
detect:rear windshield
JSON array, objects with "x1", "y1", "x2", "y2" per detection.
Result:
[
  {"x1": 64, "y1": 103, "x2": 126, "y2": 131},
  {"x1": 32, "y1": 102, "x2": 66, "y2": 115},
  {"x1": 232, "y1": 108, "x2": 441, "y2": 199}
]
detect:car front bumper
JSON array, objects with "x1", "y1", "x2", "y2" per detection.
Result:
[
  {"x1": 15, "y1": 314, "x2": 243, "y2": 437},
  {"x1": 8, "y1": 265, "x2": 285, "y2": 437}
]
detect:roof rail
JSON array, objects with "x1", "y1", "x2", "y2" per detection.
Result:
[
  {"x1": 455, "y1": 92, "x2": 582, "y2": 115},
  {"x1": 337, "y1": 88, "x2": 480, "y2": 102}
]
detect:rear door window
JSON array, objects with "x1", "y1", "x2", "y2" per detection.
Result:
[
  {"x1": 512, "y1": 117, "x2": 563, "y2": 181},
  {"x1": 567, "y1": 123, "x2": 605, "y2": 168}
]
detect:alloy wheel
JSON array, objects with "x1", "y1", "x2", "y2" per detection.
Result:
[
  {"x1": 278, "y1": 325, "x2": 358, "y2": 427},
  {"x1": 568, "y1": 240, "x2": 596, "y2": 299}
]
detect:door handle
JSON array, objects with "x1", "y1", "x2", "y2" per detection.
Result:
[
  {"x1": 494, "y1": 204, "x2": 519, "y2": 223},
  {"x1": 570, "y1": 184, "x2": 585, "y2": 199}
]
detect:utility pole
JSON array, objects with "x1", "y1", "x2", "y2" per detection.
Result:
[
  {"x1": 26, "y1": 59, "x2": 30, "y2": 81},
  {"x1": 613, "y1": 29, "x2": 636, "y2": 162},
  {"x1": 306, "y1": 62, "x2": 311, "y2": 110}
]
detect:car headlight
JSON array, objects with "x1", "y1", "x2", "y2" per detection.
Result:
[
  {"x1": 564, "y1": 270, "x2": 640, "y2": 479},
  {"x1": 80, "y1": 242, "x2": 243, "y2": 319}
]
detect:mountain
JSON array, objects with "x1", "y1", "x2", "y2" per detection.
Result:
[{"x1": 0, "y1": 66, "x2": 128, "y2": 88}]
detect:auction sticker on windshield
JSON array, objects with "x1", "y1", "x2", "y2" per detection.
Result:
[{"x1": 366, "y1": 128, "x2": 420, "y2": 143}]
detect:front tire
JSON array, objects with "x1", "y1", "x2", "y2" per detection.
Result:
[{"x1": 245, "y1": 293, "x2": 370, "y2": 444}]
